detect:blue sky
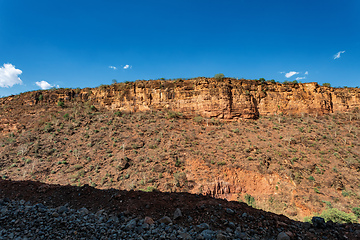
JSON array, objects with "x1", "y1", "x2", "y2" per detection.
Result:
[{"x1": 0, "y1": 0, "x2": 359, "y2": 97}]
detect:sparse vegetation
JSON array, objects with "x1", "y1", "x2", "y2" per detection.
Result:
[
  {"x1": 0, "y1": 78, "x2": 360, "y2": 224},
  {"x1": 319, "y1": 208, "x2": 357, "y2": 223},
  {"x1": 57, "y1": 101, "x2": 65, "y2": 107}
]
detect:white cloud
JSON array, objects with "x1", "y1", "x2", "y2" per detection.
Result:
[
  {"x1": 123, "y1": 64, "x2": 131, "y2": 69},
  {"x1": 0, "y1": 63, "x2": 23, "y2": 88},
  {"x1": 35, "y1": 81, "x2": 53, "y2": 90},
  {"x1": 109, "y1": 66, "x2": 117, "y2": 70},
  {"x1": 334, "y1": 51, "x2": 345, "y2": 59},
  {"x1": 304, "y1": 71, "x2": 309, "y2": 75},
  {"x1": 285, "y1": 71, "x2": 299, "y2": 78},
  {"x1": 296, "y1": 77, "x2": 306, "y2": 80}
]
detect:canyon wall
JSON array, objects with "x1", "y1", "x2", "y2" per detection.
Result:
[{"x1": 2, "y1": 78, "x2": 360, "y2": 119}]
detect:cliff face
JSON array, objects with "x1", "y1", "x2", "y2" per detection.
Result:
[{"x1": 2, "y1": 78, "x2": 360, "y2": 118}]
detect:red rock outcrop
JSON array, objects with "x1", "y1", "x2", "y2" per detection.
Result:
[{"x1": 1, "y1": 78, "x2": 360, "y2": 119}]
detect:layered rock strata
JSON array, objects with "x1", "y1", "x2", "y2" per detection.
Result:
[{"x1": 1, "y1": 78, "x2": 360, "y2": 119}]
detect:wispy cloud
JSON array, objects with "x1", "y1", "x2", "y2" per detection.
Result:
[
  {"x1": 109, "y1": 66, "x2": 117, "y2": 70},
  {"x1": 0, "y1": 63, "x2": 23, "y2": 88},
  {"x1": 334, "y1": 51, "x2": 345, "y2": 59},
  {"x1": 35, "y1": 81, "x2": 54, "y2": 90},
  {"x1": 304, "y1": 71, "x2": 309, "y2": 75},
  {"x1": 285, "y1": 71, "x2": 299, "y2": 78},
  {"x1": 296, "y1": 77, "x2": 306, "y2": 81},
  {"x1": 123, "y1": 64, "x2": 132, "y2": 69}
]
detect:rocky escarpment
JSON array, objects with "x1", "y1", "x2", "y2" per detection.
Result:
[{"x1": 1, "y1": 78, "x2": 360, "y2": 119}]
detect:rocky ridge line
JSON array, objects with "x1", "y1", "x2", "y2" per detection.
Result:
[{"x1": 1, "y1": 78, "x2": 360, "y2": 120}]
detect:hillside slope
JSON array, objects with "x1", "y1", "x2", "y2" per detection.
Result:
[{"x1": 1, "y1": 78, "x2": 360, "y2": 223}]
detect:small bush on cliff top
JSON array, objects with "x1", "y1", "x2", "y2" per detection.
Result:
[{"x1": 214, "y1": 73, "x2": 224, "y2": 80}]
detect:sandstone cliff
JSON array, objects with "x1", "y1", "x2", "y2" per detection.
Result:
[{"x1": 1, "y1": 78, "x2": 360, "y2": 119}]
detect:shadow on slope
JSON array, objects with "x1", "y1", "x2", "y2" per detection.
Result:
[{"x1": 1, "y1": 179, "x2": 360, "y2": 239}]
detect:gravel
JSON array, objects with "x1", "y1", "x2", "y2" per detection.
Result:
[
  {"x1": 0, "y1": 198, "x2": 359, "y2": 239},
  {"x1": 0, "y1": 198, "x2": 253, "y2": 240}
]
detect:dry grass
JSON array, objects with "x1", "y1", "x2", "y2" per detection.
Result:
[{"x1": 1, "y1": 95, "x2": 360, "y2": 221}]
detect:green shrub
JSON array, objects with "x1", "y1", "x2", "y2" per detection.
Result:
[
  {"x1": 303, "y1": 216, "x2": 312, "y2": 223},
  {"x1": 57, "y1": 101, "x2": 65, "y2": 107},
  {"x1": 232, "y1": 128, "x2": 240, "y2": 134},
  {"x1": 322, "y1": 83, "x2": 331, "y2": 87},
  {"x1": 114, "y1": 111, "x2": 122, "y2": 117},
  {"x1": 341, "y1": 190, "x2": 350, "y2": 197},
  {"x1": 174, "y1": 171, "x2": 187, "y2": 187},
  {"x1": 214, "y1": 73, "x2": 224, "y2": 80},
  {"x1": 140, "y1": 186, "x2": 157, "y2": 192},
  {"x1": 322, "y1": 200, "x2": 332, "y2": 209},
  {"x1": 175, "y1": 159, "x2": 182, "y2": 167},
  {"x1": 74, "y1": 164, "x2": 83, "y2": 170},
  {"x1": 78, "y1": 170, "x2": 85, "y2": 177},
  {"x1": 167, "y1": 111, "x2": 182, "y2": 119},
  {"x1": 149, "y1": 144, "x2": 157, "y2": 149},
  {"x1": 319, "y1": 208, "x2": 357, "y2": 223},
  {"x1": 193, "y1": 116, "x2": 203, "y2": 123},
  {"x1": 244, "y1": 193, "x2": 256, "y2": 207},
  {"x1": 44, "y1": 123, "x2": 54, "y2": 132},
  {"x1": 210, "y1": 117, "x2": 220, "y2": 125},
  {"x1": 352, "y1": 207, "x2": 360, "y2": 218},
  {"x1": 9, "y1": 163, "x2": 17, "y2": 168}
]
